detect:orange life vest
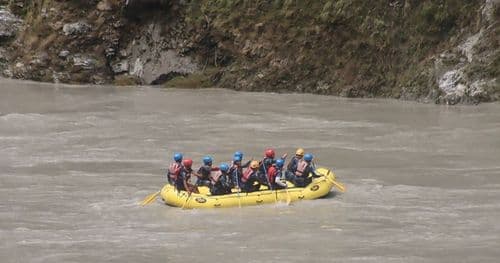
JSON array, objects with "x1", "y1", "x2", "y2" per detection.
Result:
[
  {"x1": 295, "y1": 160, "x2": 309, "y2": 177},
  {"x1": 267, "y1": 166, "x2": 277, "y2": 183}
]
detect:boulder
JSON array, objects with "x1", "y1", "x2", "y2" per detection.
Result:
[
  {"x1": 72, "y1": 55, "x2": 96, "y2": 70},
  {"x1": 0, "y1": 9, "x2": 22, "y2": 39},
  {"x1": 97, "y1": 0, "x2": 113, "y2": 11},
  {"x1": 62, "y1": 22, "x2": 91, "y2": 36},
  {"x1": 58, "y1": 50, "x2": 70, "y2": 58},
  {"x1": 111, "y1": 60, "x2": 129, "y2": 74}
]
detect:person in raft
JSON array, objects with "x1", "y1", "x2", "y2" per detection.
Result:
[
  {"x1": 286, "y1": 153, "x2": 320, "y2": 187},
  {"x1": 266, "y1": 158, "x2": 288, "y2": 190},
  {"x1": 229, "y1": 154, "x2": 243, "y2": 189},
  {"x1": 259, "y1": 148, "x2": 287, "y2": 178},
  {"x1": 167, "y1": 152, "x2": 183, "y2": 185},
  {"x1": 180, "y1": 158, "x2": 199, "y2": 194},
  {"x1": 209, "y1": 163, "x2": 233, "y2": 195},
  {"x1": 240, "y1": 160, "x2": 261, "y2": 192},
  {"x1": 287, "y1": 148, "x2": 304, "y2": 174},
  {"x1": 197, "y1": 155, "x2": 219, "y2": 187},
  {"x1": 232, "y1": 151, "x2": 251, "y2": 168}
]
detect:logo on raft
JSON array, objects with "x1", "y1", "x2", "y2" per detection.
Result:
[
  {"x1": 310, "y1": 185, "x2": 320, "y2": 191},
  {"x1": 195, "y1": 197, "x2": 207, "y2": 203}
]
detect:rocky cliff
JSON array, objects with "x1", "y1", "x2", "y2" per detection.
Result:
[{"x1": 0, "y1": 0, "x2": 498, "y2": 104}]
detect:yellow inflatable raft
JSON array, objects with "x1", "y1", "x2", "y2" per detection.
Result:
[{"x1": 160, "y1": 167, "x2": 343, "y2": 209}]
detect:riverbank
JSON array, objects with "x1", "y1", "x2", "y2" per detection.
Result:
[{"x1": 0, "y1": 0, "x2": 498, "y2": 104}]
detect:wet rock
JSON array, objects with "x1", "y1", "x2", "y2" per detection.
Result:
[
  {"x1": 12, "y1": 61, "x2": 27, "y2": 78},
  {"x1": 58, "y1": 50, "x2": 70, "y2": 58},
  {"x1": 97, "y1": 0, "x2": 113, "y2": 11},
  {"x1": 72, "y1": 55, "x2": 96, "y2": 70},
  {"x1": 0, "y1": 47, "x2": 6, "y2": 62},
  {"x1": 436, "y1": 69, "x2": 495, "y2": 105},
  {"x1": 52, "y1": 72, "x2": 70, "y2": 83},
  {"x1": 114, "y1": 74, "x2": 141, "y2": 86},
  {"x1": 29, "y1": 52, "x2": 49, "y2": 66},
  {"x1": 3, "y1": 68, "x2": 13, "y2": 77},
  {"x1": 105, "y1": 47, "x2": 116, "y2": 58},
  {"x1": 111, "y1": 60, "x2": 129, "y2": 74},
  {"x1": 151, "y1": 71, "x2": 187, "y2": 85},
  {"x1": 62, "y1": 22, "x2": 91, "y2": 36},
  {"x1": 0, "y1": 9, "x2": 22, "y2": 39}
]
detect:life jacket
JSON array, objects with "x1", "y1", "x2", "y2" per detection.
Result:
[
  {"x1": 287, "y1": 157, "x2": 299, "y2": 172},
  {"x1": 267, "y1": 166, "x2": 277, "y2": 185},
  {"x1": 242, "y1": 167, "x2": 255, "y2": 183},
  {"x1": 184, "y1": 169, "x2": 197, "y2": 186},
  {"x1": 295, "y1": 160, "x2": 309, "y2": 177},
  {"x1": 259, "y1": 158, "x2": 273, "y2": 173},
  {"x1": 198, "y1": 165, "x2": 212, "y2": 180},
  {"x1": 210, "y1": 171, "x2": 222, "y2": 184},
  {"x1": 168, "y1": 162, "x2": 182, "y2": 180}
]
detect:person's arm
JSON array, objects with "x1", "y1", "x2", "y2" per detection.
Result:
[
  {"x1": 275, "y1": 171, "x2": 287, "y2": 188},
  {"x1": 242, "y1": 160, "x2": 251, "y2": 168},
  {"x1": 183, "y1": 174, "x2": 191, "y2": 193},
  {"x1": 286, "y1": 158, "x2": 294, "y2": 171},
  {"x1": 310, "y1": 164, "x2": 320, "y2": 177}
]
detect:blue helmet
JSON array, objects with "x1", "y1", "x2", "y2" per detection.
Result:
[
  {"x1": 219, "y1": 163, "x2": 229, "y2": 172},
  {"x1": 203, "y1": 156, "x2": 213, "y2": 165},
  {"x1": 275, "y1": 158, "x2": 284, "y2": 168},
  {"x1": 234, "y1": 151, "x2": 243, "y2": 159},
  {"x1": 173, "y1": 153, "x2": 183, "y2": 162},
  {"x1": 304, "y1": 153, "x2": 313, "y2": 162},
  {"x1": 233, "y1": 155, "x2": 242, "y2": 162}
]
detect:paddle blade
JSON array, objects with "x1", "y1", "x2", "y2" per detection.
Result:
[
  {"x1": 181, "y1": 193, "x2": 192, "y2": 210},
  {"x1": 140, "y1": 191, "x2": 160, "y2": 206},
  {"x1": 286, "y1": 190, "x2": 292, "y2": 205},
  {"x1": 332, "y1": 181, "x2": 346, "y2": 193}
]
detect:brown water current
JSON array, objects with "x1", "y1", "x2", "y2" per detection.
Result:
[{"x1": 1, "y1": 79, "x2": 500, "y2": 262}]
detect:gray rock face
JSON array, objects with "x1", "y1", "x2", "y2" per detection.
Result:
[
  {"x1": 58, "y1": 50, "x2": 70, "y2": 58},
  {"x1": 431, "y1": 0, "x2": 499, "y2": 104},
  {"x1": 97, "y1": 0, "x2": 113, "y2": 11},
  {"x1": 124, "y1": 22, "x2": 199, "y2": 84},
  {"x1": 111, "y1": 60, "x2": 129, "y2": 73},
  {"x1": 0, "y1": 9, "x2": 22, "y2": 39},
  {"x1": 62, "y1": 22, "x2": 91, "y2": 36},
  {"x1": 72, "y1": 55, "x2": 96, "y2": 70},
  {"x1": 0, "y1": 47, "x2": 7, "y2": 72}
]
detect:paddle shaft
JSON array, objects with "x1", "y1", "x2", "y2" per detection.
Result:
[
  {"x1": 235, "y1": 168, "x2": 242, "y2": 208},
  {"x1": 262, "y1": 161, "x2": 278, "y2": 203}
]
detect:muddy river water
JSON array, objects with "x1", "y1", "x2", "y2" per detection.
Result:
[{"x1": 1, "y1": 79, "x2": 500, "y2": 262}]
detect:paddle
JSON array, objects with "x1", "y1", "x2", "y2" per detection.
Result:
[
  {"x1": 140, "y1": 190, "x2": 160, "y2": 206},
  {"x1": 262, "y1": 161, "x2": 278, "y2": 204},
  {"x1": 285, "y1": 184, "x2": 292, "y2": 205},
  {"x1": 181, "y1": 191, "x2": 192, "y2": 210},
  {"x1": 235, "y1": 168, "x2": 242, "y2": 208},
  {"x1": 325, "y1": 170, "x2": 346, "y2": 193},
  {"x1": 332, "y1": 180, "x2": 346, "y2": 193},
  {"x1": 326, "y1": 174, "x2": 345, "y2": 193}
]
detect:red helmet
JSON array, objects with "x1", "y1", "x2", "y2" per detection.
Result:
[
  {"x1": 265, "y1": 148, "x2": 275, "y2": 158},
  {"x1": 182, "y1": 159, "x2": 193, "y2": 168}
]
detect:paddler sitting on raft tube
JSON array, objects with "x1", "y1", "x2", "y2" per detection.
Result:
[
  {"x1": 208, "y1": 163, "x2": 233, "y2": 196},
  {"x1": 285, "y1": 153, "x2": 320, "y2": 187}
]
